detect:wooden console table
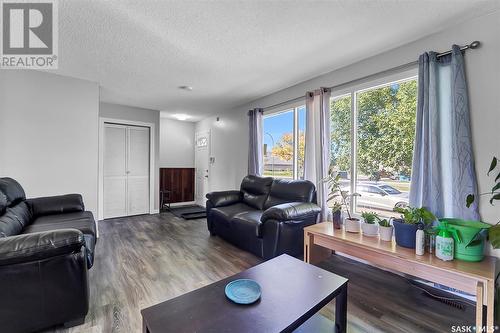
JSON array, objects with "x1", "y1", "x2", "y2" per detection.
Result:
[{"x1": 304, "y1": 222, "x2": 497, "y2": 331}]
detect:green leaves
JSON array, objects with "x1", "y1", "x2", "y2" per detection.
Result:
[
  {"x1": 361, "y1": 211, "x2": 378, "y2": 224},
  {"x1": 323, "y1": 164, "x2": 353, "y2": 219},
  {"x1": 393, "y1": 206, "x2": 436, "y2": 225},
  {"x1": 466, "y1": 156, "x2": 500, "y2": 208},
  {"x1": 488, "y1": 224, "x2": 500, "y2": 249},
  {"x1": 376, "y1": 217, "x2": 390, "y2": 227},
  {"x1": 490, "y1": 193, "x2": 500, "y2": 205},
  {"x1": 492, "y1": 182, "x2": 500, "y2": 194},
  {"x1": 466, "y1": 194, "x2": 475, "y2": 208},
  {"x1": 464, "y1": 156, "x2": 500, "y2": 248},
  {"x1": 467, "y1": 229, "x2": 489, "y2": 248},
  {"x1": 487, "y1": 157, "x2": 497, "y2": 175}
]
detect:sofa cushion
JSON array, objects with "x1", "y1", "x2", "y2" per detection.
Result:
[
  {"x1": 240, "y1": 175, "x2": 273, "y2": 210},
  {"x1": 264, "y1": 179, "x2": 316, "y2": 210},
  {"x1": 0, "y1": 178, "x2": 26, "y2": 207},
  {"x1": 209, "y1": 203, "x2": 256, "y2": 225},
  {"x1": 0, "y1": 202, "x2": 32, "y2": 238},
  {"x1": 231, "y1": 211, "x2": 264, "y2": 238},
  {"x1": 22, "y1": 211, "x2": 96, "y2": 267},
  {"x1": 0, "y1": 192, "x2": 7, "y2": 215},
  {"x1": 23, "y1": 211, "x2": 96, "y2": 238},
  {"x1": 27, "y1": 194, "x2": 85, "y2": 218}
]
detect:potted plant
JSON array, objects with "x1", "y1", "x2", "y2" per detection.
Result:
[
  {"x1": 322, "y1": 166, "x2": 360, "y2": 232},
  {"x1": 361, "y1": 211, "x2": 379, "y2": 236},
  {"x1": 331, "y1": 202, "x2": 342, "y2": 229},
  {"x1": 343, "y1": 194, "x2": 361, "y2": 233},
  {"x1": 461, "y1": 156, "x2": 500, "y2": 257},
  {"x1": 393, "y1": 206, "x2": 436, "y2": 248},
  {"x1": 377, "y1": 216, "x2": 393, "y2": 241}
]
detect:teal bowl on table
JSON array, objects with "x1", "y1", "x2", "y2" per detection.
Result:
[{"x1": 225, "y1": 279, "x2": 261, "y2": 304}]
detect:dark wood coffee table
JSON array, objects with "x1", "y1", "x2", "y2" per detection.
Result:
[{"x1": 141, "y1": 254, "x2": 348, "y2": 333}]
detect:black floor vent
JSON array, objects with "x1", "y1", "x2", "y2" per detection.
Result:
[{"x1": 421, "y1": 293, "x2": 466, "y2": 311}]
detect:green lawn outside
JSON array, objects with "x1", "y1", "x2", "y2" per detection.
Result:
[
  {"x1": 383, "y1": 179, "x2": 411, "y2": 192},
  {"x1": 262, "y1": 173, "x2": 410, "y2": 193},
  {"x1": 263, "y1": 170, "x2": 293, "y2": 178}
]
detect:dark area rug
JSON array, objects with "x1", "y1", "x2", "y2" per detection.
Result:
[{"x1": 168, "y1": 205, "x2": 206, "y2": 219}]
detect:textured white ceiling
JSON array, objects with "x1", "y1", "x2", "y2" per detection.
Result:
[{"x1": 55, "y1": 0, "x2": 499, "y2": 120}]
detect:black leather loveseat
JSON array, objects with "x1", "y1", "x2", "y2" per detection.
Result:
[
  {"x1": 206, "y1": 175, "x2": 321, "y2": 259},
  {"x1": 0, "y1": 177, "x2": 96, "y2": 332}
]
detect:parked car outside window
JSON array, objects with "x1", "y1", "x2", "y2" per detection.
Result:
[{"x1": 343, "y1": 182, "x2": 408, "y2": 214}]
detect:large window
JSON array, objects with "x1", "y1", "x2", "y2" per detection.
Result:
[
  {"x1": 329, "y1": 77, "x2": 417, "y2": 218},
  {"x1": 263, "y1": 106, "x2": 305, "y2": 179}
]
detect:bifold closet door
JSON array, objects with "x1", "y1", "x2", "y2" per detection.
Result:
[
  {"x1": 103, "y1": 124, "x2": 128, "y2": 218},
  {"x1": 127, "y1": 126, "x2": 150, "y2": 216},
  {"x1": 103, "y1": 124, "x2": 150, "y2": 219}
]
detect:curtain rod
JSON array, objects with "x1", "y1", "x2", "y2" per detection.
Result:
[{"x1": 262, "y1": 41, "x2": 480, "y2": 111}]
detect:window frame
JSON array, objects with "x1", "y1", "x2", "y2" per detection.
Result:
[
  {"x1": 330, "y1": 68, "x2": 418, "y2": 216},
  {"x1": 263, "y1": 103, "x2": 305, "y2": 180}
]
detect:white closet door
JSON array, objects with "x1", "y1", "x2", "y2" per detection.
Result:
[
  {"x1": 103, "y1": 125, "x2": 128, "y2": 218},
  {"x1": 103, "y1": 124, "x2": 150, "y2": 219},
  {"x1": 127, "y1": 127, "x2": 150, "y2": 215}
]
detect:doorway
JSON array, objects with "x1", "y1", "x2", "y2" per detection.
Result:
[
  {"x1": 195, "y1": 131, "x2": 210, "y2": 206},
  {"x1": 99, "y1": 119, "x2": 155, "y2": 220}
]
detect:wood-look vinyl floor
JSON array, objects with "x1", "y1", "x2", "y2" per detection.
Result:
[{"x1": 43, "y1": 213, "x2": 475, "y2": 333}]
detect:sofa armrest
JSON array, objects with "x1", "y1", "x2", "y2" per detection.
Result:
[
  {"x1": 206, "y1": 190, "x2": 242, "y2": 207},
  {"x1": 0, "y1": 229, "x2": 85, "y2": 266},
  {"x1": 261, "y1": 202, "x2": 321, "y2": 223},
  {"x1": 27, "y1": 194, "x2": 84, "y2": 218}
]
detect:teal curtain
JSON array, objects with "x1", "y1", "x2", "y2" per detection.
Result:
[{"x1": 409, "y1": 45, "x2": 480, "y2": 220}]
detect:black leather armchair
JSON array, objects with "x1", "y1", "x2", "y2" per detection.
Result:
[
  {"x1": 206, "y1": 175, "x2": 321, "y2": 259},
  {"x1": 0, "y1": 177, "x2": 96, "y2": 332}
]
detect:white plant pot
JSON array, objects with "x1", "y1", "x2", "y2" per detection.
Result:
[
  {"x1": 344, "y1": 218, "x2": 360, "y2": 233},
  {"x1": 361, "y1": 223, "x2": 379, "y2": 237},
  {"x1": 379, "y1": 225, "x2": 394, "y2": 242}
]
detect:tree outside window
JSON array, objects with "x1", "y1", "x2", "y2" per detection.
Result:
[{"x1": 330, "y1": 78, "x2": 417, "y2": 217}]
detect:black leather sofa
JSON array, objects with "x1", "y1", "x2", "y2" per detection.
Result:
[
  {"x1": 0, "y1": 177, "x2": 96, "y2": 333},
  {"x1": 206, "y1": 175, "x2": 321, "y2": 259}
]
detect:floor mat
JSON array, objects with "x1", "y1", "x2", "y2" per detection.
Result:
[{"x1": 169, "y1": 205, "x2": 206, "y2": 219}]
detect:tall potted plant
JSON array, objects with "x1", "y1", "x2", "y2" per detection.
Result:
[
  {"x1": 322, "y1": 166, "x2": 360, "y2": 232},
  {"x1": 393, "y1": 206, "x2": 436, "y2": 248},
  {"x1": 322, "y1": 169, "x2": 343, "y2": 229}
]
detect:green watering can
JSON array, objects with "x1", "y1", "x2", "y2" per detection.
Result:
[{"x1": 439, "y1": 218, "x2": 491, "y2": 262}]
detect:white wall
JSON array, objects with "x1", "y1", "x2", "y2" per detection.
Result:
[
  {"x1": 196, "y1": 113, "x2": 249, "y2": 192},
  {"x1": 160, "y1": 117, "x2": 195, "y2": 168},
  {"x1": 99, "y1": 102, "x2": 160, "y2": 213},
  {"x1": 196, "y1": 11, "x2": 500, "y2": 251},
  {"x1": 0, "y1": 71, "x2": 99, "y2": 216}
]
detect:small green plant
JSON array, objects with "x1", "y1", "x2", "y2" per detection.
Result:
[
  {"x1": 466, "y1": 156, "x2": 500, "y2": 248},
  {"x1": 361, "y1": 211, "x2": 378, "y2": 224},
  {"x1": 393, "y1": 206, "x2": 436, "y2": 225},
  {"x1": 376, "y1": 216, "x2": 391, "y2": 227}
]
